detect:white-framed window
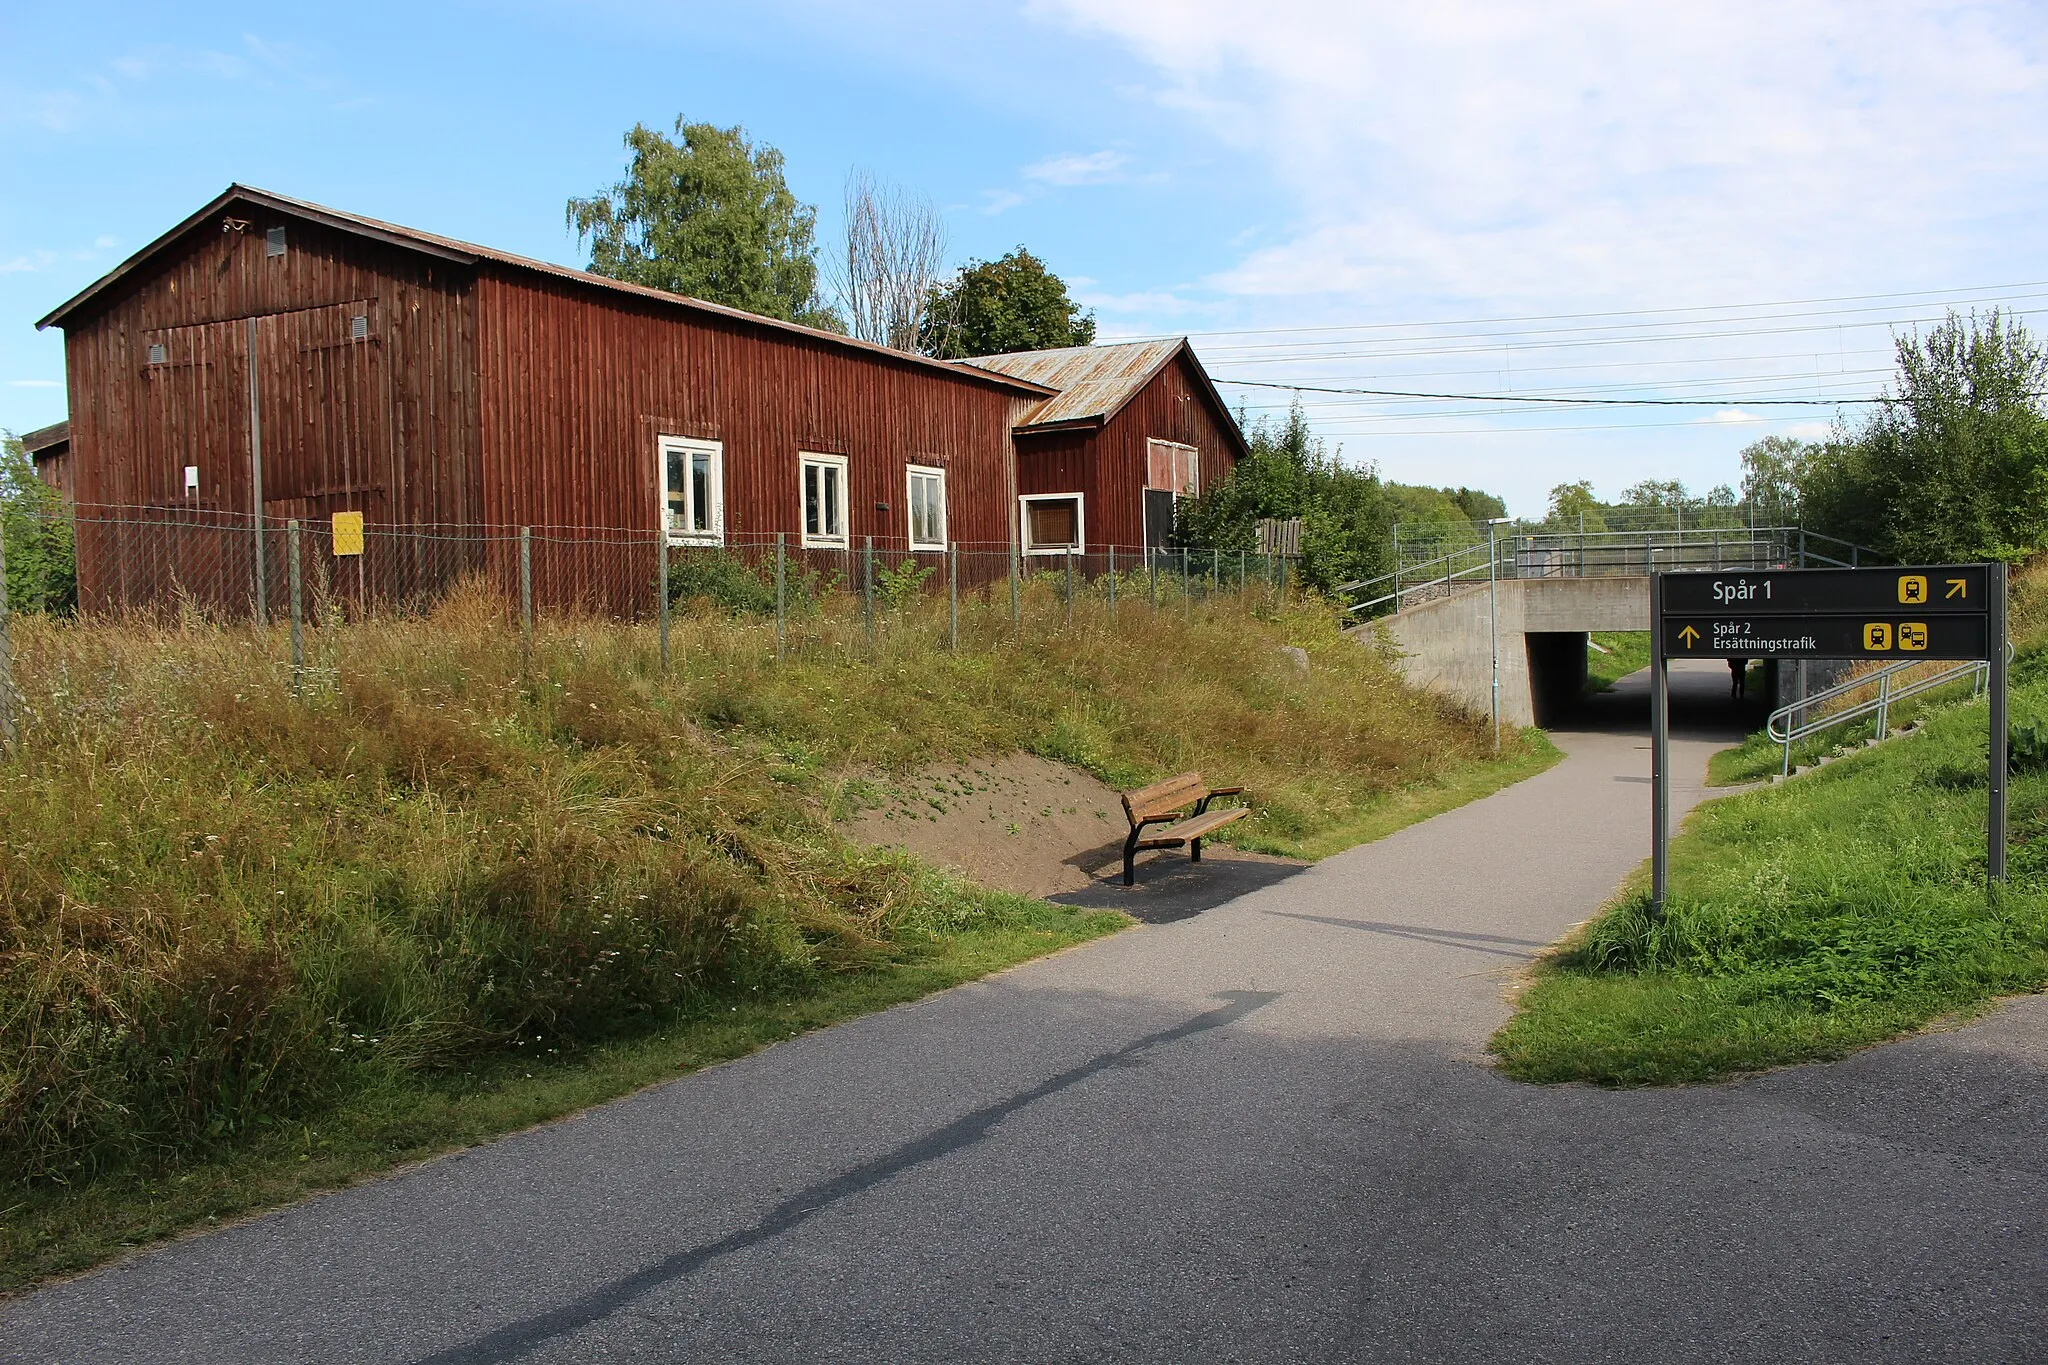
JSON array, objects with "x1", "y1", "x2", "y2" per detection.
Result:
[
  {"x1": 1020, "y1": 493, "x2": 1085, "y2": 556},
  {"x1": 660, "y1": 436, "x2": 724, "y2": 545},
  {"x1": 1147, "y1": 438, "x2": 1200, "y2": 497},
  {"x1": 906, "y1": 464, "x2": 948, "y2": 550},
  {"x1": 800, "y1": 452, "x2": 850, "y2": 548}
]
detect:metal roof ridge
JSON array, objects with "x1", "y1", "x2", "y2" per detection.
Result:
[{"x1": 36, "y1": 185, "x2": 1057, "y2": 396}]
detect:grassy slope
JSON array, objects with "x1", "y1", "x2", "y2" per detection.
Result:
[
  {"x1": 1, "y1": 581, "x2": 1546, "y2": 1286},
  {"x1": 1493, "y1": 569, "x2": 2048, "y2": 1086},
  {"x1": 1586, "y1": 631, "x2": 1652, "y2": 691}
]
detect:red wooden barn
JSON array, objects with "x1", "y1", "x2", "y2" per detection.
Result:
[
  {"x1": 34, "y1": 185, "x2": 1246, "y2": 614},
  {"x1": 966, "y1": 340, "x2": 1249, "y2": 557}
]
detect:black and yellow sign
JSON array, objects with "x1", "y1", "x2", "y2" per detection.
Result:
[
  {"x1": 1660, "y1": 612, "x2": 1988, "y2": 660},
  {"x1": 1659, "y1": 565, "x2": 1985, "y2": 616}
]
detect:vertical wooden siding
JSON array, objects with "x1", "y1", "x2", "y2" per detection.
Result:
[
  {"x1": 60, "y1": 209, "x2": 480, "y2": 610},
  {"x1": 474, "y1": 269, "x2": 1032, "y2": 547},
  {"x1": 1015, "y1": 352, "x2": 1241, "y2": 549}
]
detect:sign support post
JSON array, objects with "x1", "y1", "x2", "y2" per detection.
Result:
[
  {"x1": 1990, "y1": 561, "x2": 2009, "y2": 883},
  {"x1": 1650, "y1": 570, "x2": 1669, "y2": 914}
]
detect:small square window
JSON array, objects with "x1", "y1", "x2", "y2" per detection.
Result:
[
  {"x1": 906, "y1": 465, "x2": 947, "y2": 550},
  {"x1": 801, "y1": 452, "x2": 850, "y2": 548},
  {"x1": 265, "y1": 226, "x2": 287, "y2": 258},
  {"x1": 659, "y1": 437, "x2": 723, "y2": 544},
  {"x1": 349, "y1": 314, "x2": 369, "y2": 341},
  {"x1": 1021, "y1": 493, "x2": 1084, "y2": 556},
  {"x1": 146, "y1": 343, "x2": 167, "y2": 365}
]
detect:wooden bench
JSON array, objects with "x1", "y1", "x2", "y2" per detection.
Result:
[{"x1": 1120, "y1": 772, "x2": 1248, "y2": 886}]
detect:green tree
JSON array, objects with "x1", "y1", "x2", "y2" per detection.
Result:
[
  {"x1": 1738, "y1": 435, "x2": 1810, "y2": 522},
  {"x1": 1175, "y1": 403, "x2": 1391, "y2": 593},
  {"x1": 1545, "y1": 480, "x2": 1607, "y2": 532},
  {"x1": 1, "y1": 434, "x2": 76, "y2": 614},
  {"x1": 1799, "y1": 309, "x2": 2048, "y2": 562},
  {"x1": 920, "y1": 248, "x2": 1095, "y2": 358},
  {"x1": 567, "y1": 119, "x2": 838, "y2": 329}
]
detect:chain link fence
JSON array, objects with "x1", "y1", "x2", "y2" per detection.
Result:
[{"x1": 0, "y1": 503, "x2": 1303, "y2": 712}]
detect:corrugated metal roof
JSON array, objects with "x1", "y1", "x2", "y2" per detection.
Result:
[
  {"x1": 36, "y1": 186, "x2": 1057, "y2": 399},
  {"x1": 966, "y1": 339, "x2": 1184, "y2": 430}
]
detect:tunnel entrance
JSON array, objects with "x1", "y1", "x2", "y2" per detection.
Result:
[{"x1": 1525, "y1": 632, "x2": 1590, "y2": 727}]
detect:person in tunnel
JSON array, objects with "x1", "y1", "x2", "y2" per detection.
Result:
[{"x1": 1729, "y1": 656, "x2": 1749, "y2": 699}]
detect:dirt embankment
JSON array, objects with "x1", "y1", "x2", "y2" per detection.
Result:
[{"x1": 842, "y1": 752, "x2": 1301, "y2": 901}]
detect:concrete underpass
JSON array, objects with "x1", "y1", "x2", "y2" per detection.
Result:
[{"x1": 1364, "y1": 577, "x2": 1792, "y2": 728}]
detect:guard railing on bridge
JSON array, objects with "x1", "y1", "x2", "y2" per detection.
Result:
[{"x1": 1340, "y1": 526, "x2": 1876, "y2": 618}]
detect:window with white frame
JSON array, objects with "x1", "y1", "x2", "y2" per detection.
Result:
[
  {"x1": 1020, "y1": 493, "x2": 1084, "y2": 556},
  {"x1": 800, "y1": 452, "x2": 850, "y2": 548},
  {"x1": 1146, "y1": 439, "x2": 1200, "y2": 497},
  {"x1": 906, "y1": 464, "x2": 947, "y2": 550},
  {"x1": 660, "y1": 436, "x2": 724, "y2": 544}
]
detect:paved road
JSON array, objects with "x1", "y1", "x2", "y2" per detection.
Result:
[{"x1": 6, "y1": 661, "x2": 2044, "y2": 1363}]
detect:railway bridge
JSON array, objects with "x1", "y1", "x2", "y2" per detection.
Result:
[{"x1": 1347, "y1": 527, "x2": 1868, "y2": 728}]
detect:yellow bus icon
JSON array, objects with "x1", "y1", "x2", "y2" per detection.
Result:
[
  {"x1": 1864, "y1": 622, "x2": 1892, "y2": 650},
  {"x1": 1897, "y1": 575, "x2": 1928, "y2": 604},
  {"x1": 1899, "y1": 622, "x2": 1928, "y2": 651}
]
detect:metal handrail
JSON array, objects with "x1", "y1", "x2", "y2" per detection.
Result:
[
  {"x1": 1340, "y1": 543, "x2": 1494, "y2": 615},
  {"x1": 1767, "y1": 658, "x2": 1989, "y2": 775}
]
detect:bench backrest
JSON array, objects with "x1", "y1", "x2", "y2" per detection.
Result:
[{"x1": 1123, "y1": 772, "x2": 1207, "y2": 825}]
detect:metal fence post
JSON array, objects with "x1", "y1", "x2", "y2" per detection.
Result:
[
  {"x1": 863, "y1": 535, "x2": 874, "y2": 638},
  {"x1": 287, "y1": 519, "x2": 304, "y2": 698},
  {"x1": 1211, "y1": 548, "x2": 1220, "y2": 598},
  {"x1": 0, "y1": 522, "x2": 15, "y2": 756},
  {"x1": 1107, "y1": 544, "x2": 1117, "y2": 620},
  {"x1": 1149, "y1": 547, "x2": 1158, "y2": 611},
  {"x1": 1183, "y1": 548, "x2": 1192, "y2": 620},
  {"x1": 1064, "y1": 550, "x2": 1075, "y2": 628},
  {"x1": 519, "y1": 526, "x2": 533, "y2": 653},
  {"x1": 1237, "y1": 550, "x2": 1245, "y2": 597},
  {"x1": 656, "y1": 536, "x2": 671, "y2": 673},
  {"x1": 775, "y1": 532, "x2": 787, "y2": 664},
  {"x1": 948, "y1": 541, "x2": 958, "y2": 651},
  {"x1": 1010, "y1": 543, "x2": 1021, "y2": 641}
]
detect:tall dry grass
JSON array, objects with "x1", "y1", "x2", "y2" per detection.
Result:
[{"x1": 0, "y1": 576, "x2": 1512, "y2": 1182}]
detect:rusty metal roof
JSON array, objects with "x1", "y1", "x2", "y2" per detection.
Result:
[
  {"x1": 965, "y1": 339, "x2": 1185, "y2": 430},
  {"x1": 20, "y1": 420, "x2": 68, "y2": 455},
  {"x1": 36, "y1": 186, "x2": 1057, "y2": 399}
]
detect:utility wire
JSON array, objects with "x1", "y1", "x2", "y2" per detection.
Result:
[
  {"x1": 1213, "y1": 378, "x2": 1887, "y2": 407},
  {"x1": 1107, "y1": 279, "x2": 2048, "y2": 342}
]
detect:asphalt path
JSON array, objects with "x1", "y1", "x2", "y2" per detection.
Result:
[{"x1": 5, "y1": 660, "x2": 2044, "y2": 1363}]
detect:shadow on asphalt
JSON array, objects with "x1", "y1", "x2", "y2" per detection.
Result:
[
  {"x1": 1048, "y1": 844, "x2": 1310, "y2": 924},
  {"x1": 1260, "y1": 911, "x2": 1547, "y2": 959},
  {"x1": 1552, "y1": 658, "x2": 1772, "y2": 743}
]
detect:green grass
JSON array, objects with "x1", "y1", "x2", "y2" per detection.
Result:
[
  {"x1": 0, "y1": 578, "x2": 1541, "y2": 1286},
  {"x1": 1707, "y1": 664, "x2": 1987, "y2": 786},
  {"x1": 1586, "y1": 631, "x2": 1651, "y2": 691},
  {"x1": 1, "y1": 896, "x2": 1119, "y2": 1291},
  {"x1": 1492, "y1": 665, "x2": 2048, "y2": 1086}
]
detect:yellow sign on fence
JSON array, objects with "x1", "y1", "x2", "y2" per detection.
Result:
[{"x1": 332, "y1": 511, "x2": 365, "y2": 557}]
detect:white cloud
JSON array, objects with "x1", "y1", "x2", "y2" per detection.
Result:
[
  {"x1": 5, "y1": 380, "x2": 63, "y2": 389},
  {"x1": 1705, "y1": 409, "x2": 1763, "y2": 425},
  {"x1": 979, "y1": 188, "x2": 1027, "y2": 215},
  {"x1": 1022, "y1": 149, "x2": 1130, "y2": 186},
  {"x1": 1030, "y1": 1, "x2": 2048, "y2": 310}
]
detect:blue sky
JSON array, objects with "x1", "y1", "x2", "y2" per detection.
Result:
[{"x1": 6, "y1": 0, "x2": 2046, "y2": 516}]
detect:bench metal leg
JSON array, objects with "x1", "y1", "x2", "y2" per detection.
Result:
[
  {"x1": 1191, "y1": 838, "x2": 1203, "y2": 863},
  {"x1": 1123, "y1": 830, "x2": 1141, "y2": 886}
]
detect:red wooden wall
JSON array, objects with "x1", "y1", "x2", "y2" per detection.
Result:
[
  {"x1": 472, "y1": 269, "x2": 1034, "y2": 547},
  {"x1": 1014, "y1": 350, "x2": 1243, "y2": 551}
]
